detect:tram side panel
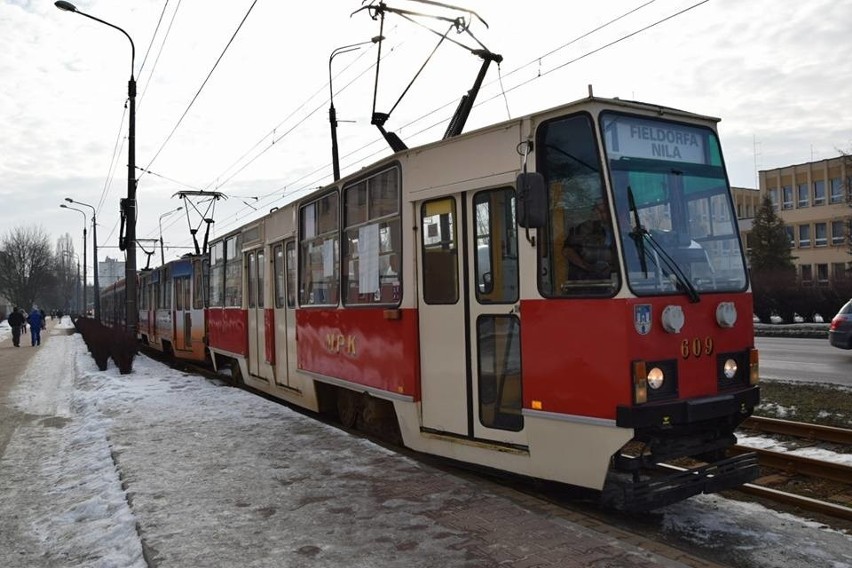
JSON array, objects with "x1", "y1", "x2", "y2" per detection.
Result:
[{"x1": 295, "y1": 308, "x2": 420, "y2": 398}]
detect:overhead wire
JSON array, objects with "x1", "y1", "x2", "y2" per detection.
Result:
[
  {"x1": 163, "y1": 1, "x2": 711, "y2": 247},
  {"x1": 138, "y1": 0, "x2": 184, "y2": 111},
  {"x1": 139, "y1": 0, "x2": 260, "y2": 182}
]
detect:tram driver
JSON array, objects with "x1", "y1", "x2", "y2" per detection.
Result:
[{"x1": 561, "y1": 198, "x2": 617, "y2": 280}]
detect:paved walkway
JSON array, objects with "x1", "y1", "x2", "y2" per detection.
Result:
[
  {"x1": 0, "y1": 325, "x2": 725, "y2": 568},
  {"x1": 0, "y1": 317, "x2": 60, "y2": 460}
]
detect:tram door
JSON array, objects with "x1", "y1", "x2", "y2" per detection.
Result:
[
  {"x1": 246, "y1": 249, "x2": 275, "y2": 381},
  {"x1": 271, "y1": 240, "x2": 297, "y2": 388},
  {"x1": 173, "y1": 274, "x2": 192, "y2": 352},
  {"x1": 418, "y1": 190, "x2": 524, "y2": 445},
  {"x1": 467, "y1": 188, "x2": 524, "y2": 444}
]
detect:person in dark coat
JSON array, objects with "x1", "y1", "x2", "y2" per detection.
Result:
[
  {"x1": 7, "y1": 307, "x2": 25, "y2": 347},
  {"x1": 27, "y1": 306, "x2": 43, "y2": 346}
]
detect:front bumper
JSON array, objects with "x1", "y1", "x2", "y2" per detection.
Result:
[{"x1": 616, "y1": 386, "x2": 760, "y2": 429}]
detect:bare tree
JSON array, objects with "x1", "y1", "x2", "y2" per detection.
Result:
[
  {"x1": 54, "y1": 233, "x2": 78, "y2": 311},
  {"x1": 0, "y1": 226, "x2": 55, "y2": 310}
]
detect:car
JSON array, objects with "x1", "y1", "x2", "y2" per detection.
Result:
[{"x1": 828, "y1": 299, "x2": 852, "y2": 349}]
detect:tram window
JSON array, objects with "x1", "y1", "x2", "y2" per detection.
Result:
[
  {"x1": 139, "y1": 277, "x2": 148, "y2": 310},
  {"x1": 162, "y1": 267, "x2": 172, "y2": 309},
  {"x1": 193, "y1": 259, "x2": 206, "y2": 309},
  {"x1": 421, "y1": 197, "x2": 459, "y2": 304},
  {"x1": 257, "y1": 250, "x2": 265, "y2": 309},
  {"x1": 224, "y1": 235, "x2": 242, "y2": 307},
  {"x1": 474, "y1": 188, "x2": 518, "y2": 304},
  {"x1": 535, "y1": 113, "x2": 617, "y2": 298},
  {"x1": 209, "y1": 241, "x2": 225, "y2": 307},
  {"x1": 175, "y1": 278, "x2": 183, "y2": 310},
  {"x1": 274, "y1": 244, "x2": 285, "y2": 309},
  {"x1": 286, "y1": 240, "x2": 297, "y2": 308},
  {"x1": 299, "y1": 192, "x2": 340, "y2": 306},
  {"x1": 342, "y1": 168, "x2": 401, "y2": 306},
  {"x1": 247, "y1": 252, "x2": 256, "y2": 309},
  {"x1": 477, "y1": 315, "x2": 523, "y2": 432}
]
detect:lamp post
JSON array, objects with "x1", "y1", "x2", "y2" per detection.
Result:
[
  {"x1": 56, "y1": 1, "x2": 137, "y2": 333},
  {"x1": 60, "y1": 204, "x2": 87, "y2": 316},
  {"x1": 66, "y1": 198, "x2": 100, "y2": 320},
  {"x1": 159, "y1": 206, "x2": 183, "y2": 266},
  {"x1": 328, "y1": 37, "x2": 382, "y2": 181}
]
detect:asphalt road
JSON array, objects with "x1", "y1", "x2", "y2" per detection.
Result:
[{"x1": 754, "y1": 336, "x2": 852, "y2": 387}]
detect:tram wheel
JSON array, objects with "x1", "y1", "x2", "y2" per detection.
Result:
[
  {"x1": 230, "y1": 360, "x2": 245, "y2": 388},
  {"x1": 337, "y1": 389, "x2": 361, "y2": 428}
]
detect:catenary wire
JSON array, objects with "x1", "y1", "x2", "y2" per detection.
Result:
[{"x1": 139, "y1": 0, "x2": 260, "y2": 182}]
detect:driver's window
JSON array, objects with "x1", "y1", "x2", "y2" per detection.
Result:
[{"x1": 536, "y1": 113, "x2": 618, "y2": 298}]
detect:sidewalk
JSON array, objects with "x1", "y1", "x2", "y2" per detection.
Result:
[{"x1": 0, "y1": 329, "x2": 718, "y2": 568}]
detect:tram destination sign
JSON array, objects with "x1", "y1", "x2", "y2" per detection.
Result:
[{"x1": 603, "y1": 116, "x2": 707, "y2": 164}]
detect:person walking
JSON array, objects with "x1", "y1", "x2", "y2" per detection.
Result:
[
  {"x1": 7, "y1": 307, "x2": 25, "y2": 347},
  {"x1": 27, "y1": 306, "x2": 43, "y2": 346}
]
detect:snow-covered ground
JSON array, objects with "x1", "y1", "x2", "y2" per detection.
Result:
[{"x1": 0, "y1": 331, "x2": 850, "y2": 567}]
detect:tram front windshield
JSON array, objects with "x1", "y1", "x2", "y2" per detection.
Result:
[{"x1": 601, "y1": 112, "x2": 748, "y2": 296}]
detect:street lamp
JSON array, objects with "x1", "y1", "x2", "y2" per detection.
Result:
[
  {"x1": 159, "y1": 206, "x2": 183, "y2": 266},
  {"x1": 56, "y1": 1, "x2": 137, "y2": 333},
  {"x1": 328, "y1": 36, "x2": 382, "y2": 181},
  {"x1": 60, "y1": 203, "x2": 87, "y2": 316},
  {"x1": 66, "y1": 198, "x2": 100, "y2": 320}
]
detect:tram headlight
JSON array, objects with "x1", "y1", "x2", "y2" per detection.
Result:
[
  {"x1": 647, "y1": 367, "x2": 665, "y2": 389},
  {"x1": 723, "y1": 358, "x2": 738, "y2": 379}
]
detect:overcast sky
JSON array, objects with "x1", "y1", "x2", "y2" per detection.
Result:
[{"x1": 1, "y1": 0, "x2": 850, "y2": 276}]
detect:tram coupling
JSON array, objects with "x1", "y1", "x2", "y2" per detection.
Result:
[{"x1": 601, "y1": 452, "x2": 759, "y2": 512}]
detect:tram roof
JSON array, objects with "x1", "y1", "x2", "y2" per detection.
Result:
[{"x1": 211, "y1": 94, "x2": 723, "y2": 243}]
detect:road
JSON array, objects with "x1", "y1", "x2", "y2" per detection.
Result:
[{"x1": 755, "y1": 336, "x2": 852, "y2": 387}]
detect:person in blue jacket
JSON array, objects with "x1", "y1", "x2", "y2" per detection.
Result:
[{"x1": 27, "y1": 305, "x2": 43, "y2": 346}]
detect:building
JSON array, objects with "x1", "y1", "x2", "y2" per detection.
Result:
[
  {"x1": 731, "y1": 186, "x2": 762, "y2": 259},
  {"x1": 758, "y1": 155, "x2": 851, "y2": 285},
  {"x1": 731, "y1": 156, "x2": 852, "y2": 285},
  {"x1": 98, "y1": 257, "x2": 126, "y2": 288}
]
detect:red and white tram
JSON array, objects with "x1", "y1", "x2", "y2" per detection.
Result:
[{"x1": 199, "y1": 95, "x2": 759, "y2": 510}]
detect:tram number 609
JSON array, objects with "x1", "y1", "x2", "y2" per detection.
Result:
[{"x1": 680, "y1": 337, "x2": 713, "y2": 359}]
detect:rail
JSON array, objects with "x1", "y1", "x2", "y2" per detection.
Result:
[{"x1": 742, "y1": 416, "x2": 852, "y2": 445}]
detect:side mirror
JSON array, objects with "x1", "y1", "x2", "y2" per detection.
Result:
[{"x1": 516, "y1": 173, "x2": 547, "y2": 229}]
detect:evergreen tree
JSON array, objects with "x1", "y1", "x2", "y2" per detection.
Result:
[
  {"x1": 748, "y1": 195, "x2": 796, "y2": 321},
  {"x1": 748, "y1": 195, "x2": 796, "y2": 274}
]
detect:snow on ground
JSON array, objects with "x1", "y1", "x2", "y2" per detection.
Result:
[
  {"x1": 737, "y1": 434, "x2": 852, "y2": 466},
  {"x1": 1, "y1": 332, "x2": 850, "y2": 568}
]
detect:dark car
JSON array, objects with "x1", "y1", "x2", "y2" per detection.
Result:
[{"x1": 829, "y1": 299, "x2": 852, "y2": 349}]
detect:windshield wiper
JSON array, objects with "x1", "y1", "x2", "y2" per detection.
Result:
[
  {"x1": 626, "y1": 187, "x2": 700, "y2": 303},
  {"x1": 627, "y1": 186, "x2": 648, "y2": 275}
]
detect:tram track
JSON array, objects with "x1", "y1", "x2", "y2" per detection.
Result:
[{"x1": 727, "y1": 415, "x2": 852, "y2": 523}]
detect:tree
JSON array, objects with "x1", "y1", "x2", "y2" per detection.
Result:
[
  {"x1": 748, "y1": 195, "x2": 797, "y2": 321},
  {"x1": 54, "y1": 233, "x2": 79, "y2": 311},
  {"x1": 748, "y1": 195, "x2": 796, "y2": 274},
  {"x1": 0, "y1": 226, "x2": 55, "y2": 310}
]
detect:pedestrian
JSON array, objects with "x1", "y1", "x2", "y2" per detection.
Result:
[
  {"x1": 39, "y1": 308, "x2": 46, "y2": 330},
  {"x1": 27, "y1": 305, "x2": 44, "y2": 346},
  {"x1": 7, "y1": 307, "x2": 25, "y2": 347}
]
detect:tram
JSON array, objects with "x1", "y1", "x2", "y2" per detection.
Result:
[
  {"x1": 194, "y1": 94, "x2": 760, "y2": 511},
  {"x1": 101, "y1": 257, "x2": 208, "y2": 363}
]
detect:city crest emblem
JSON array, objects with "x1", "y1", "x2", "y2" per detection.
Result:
[{"x1": 634, "y1": 304, "x2": 652, "y2": 335}]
